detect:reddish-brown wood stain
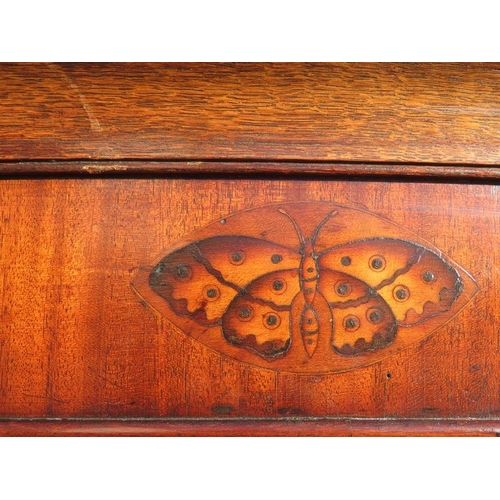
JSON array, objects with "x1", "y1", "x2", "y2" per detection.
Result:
[{"x1": 1, "y1": 63, "x2": 500, "y2": 435}]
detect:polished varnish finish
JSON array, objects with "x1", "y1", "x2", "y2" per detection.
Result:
[
  {"x1": 1, "y1": 63, "x2": 500, "y2": 164},
  {"x1": 0, "y1": 64, "x2": 499, "y2": 435}
]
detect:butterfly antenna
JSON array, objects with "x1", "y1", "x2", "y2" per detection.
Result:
[
  {"x1": 311, "y1": 210, "x2": 338, "y2": 243},
  {"x1": 278, "y1": 208, "x2": 305, "y2": 244}
]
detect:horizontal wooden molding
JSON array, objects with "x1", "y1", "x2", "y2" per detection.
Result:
[
  {"x1": 1, "y1": 161, "x2": 500, "y2": 181},
  {"x1": 0, "y1": 418, "x2": 498, "y2": 436}
]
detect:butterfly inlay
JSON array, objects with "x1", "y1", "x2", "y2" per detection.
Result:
[{"x1": 132, "y1": 202, "x2": 478, "y2": 373}]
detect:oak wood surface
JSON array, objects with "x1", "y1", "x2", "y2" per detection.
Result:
[
  {"x1": 2, "y1": 63, "x2": 500, "y2": 165},
  {"x1": 0, "y1": 177, "x2": 497, "y2": 435}
]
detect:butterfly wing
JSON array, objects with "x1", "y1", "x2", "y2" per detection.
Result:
[
  {"x1": 148, "y1": 235, "x2": 301, "y2": 328},
  {"x1": 317, "y1": 269, "x2": 397, "y2": 355},
  {"x1": 318, "y1": 238, "x2": 463, "y2": 351},
  {"x1": 148, "y1": 242, "x2": 238, "y2": 327},
  {"x1": 221, "y1": 269, "x2": 301, "y2": 359}
]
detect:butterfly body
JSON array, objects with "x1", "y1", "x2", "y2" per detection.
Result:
[
  {"x1": 133, "y1": 202, "x2": 478, "y2": 374},
  {"x1": 297, "y1": 238, "x2": 322, "y2": 356}
]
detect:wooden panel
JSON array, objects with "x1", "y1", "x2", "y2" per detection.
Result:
[
  {"x1": 2, "y1": 63, "x2": 500, "y2": 164},
  {"x1": 0, "y1": 176, "x2": 498, "y2": 434}
]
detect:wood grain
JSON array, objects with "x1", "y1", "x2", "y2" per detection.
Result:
[
  {"x1": 2, "y1": 63, "x2": 500, "y2": 164},
  {"x1": 2, "y1": 63, "x2": 500, "y2": 436},
  {"x1": 0, "y1": 177, "x2": 498, "y2": 434}
]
